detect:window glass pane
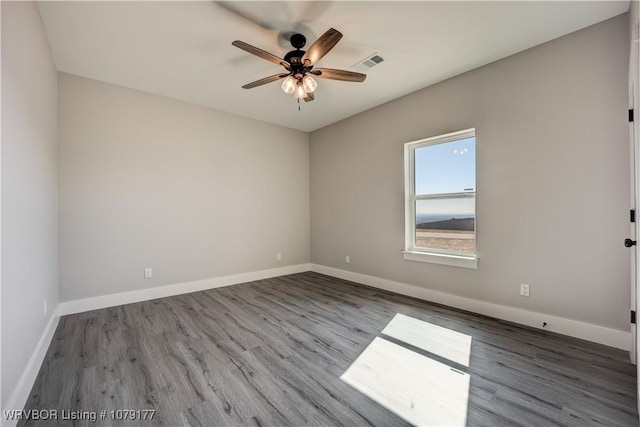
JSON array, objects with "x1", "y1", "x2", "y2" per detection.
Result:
[
  {"x1": 415, "y1": 137, "x2": 475, "y2": 195},
  {"x1": 415, "y1": 198, "x2": 475, "y2": 253}
]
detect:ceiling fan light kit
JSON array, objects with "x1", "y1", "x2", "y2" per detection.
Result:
[
  {"x1": 294, "y1": 82, "x2": 307, "y2": 99},
  {"x1": 302, "y1": 75, "x2": 318, "y2": 93},
  {"x1": 232, "y1": 28, "x2": 367, "y2": 103},
  {"x1": 281, "y1": 75, "x2": 296, "y2": 94}
]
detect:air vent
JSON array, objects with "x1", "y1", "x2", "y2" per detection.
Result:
[{"x1": 353, "y1": 53, "x2": 384, "y2": 72}]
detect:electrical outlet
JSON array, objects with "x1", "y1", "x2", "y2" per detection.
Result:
[
  {"x1": 276, "y1": 253, "x2": 282, "y2": 261},
  {"x1": 520, "y1": 284, "x2": 530, "y2": 297},
  {"x1": 345, "y1": 255, "x2": 350, "y2": 264},
  {"x1": 144, "y1": 268, "x2": 152, "y2": 279}
]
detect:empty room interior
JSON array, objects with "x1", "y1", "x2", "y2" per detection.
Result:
[{"x1": 3, "y1": 1, "x2": 640, "y2": 426}]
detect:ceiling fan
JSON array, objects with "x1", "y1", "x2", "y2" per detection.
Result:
[{"x1": 232, "y1": 28, "x2": 367, "y2": 102}]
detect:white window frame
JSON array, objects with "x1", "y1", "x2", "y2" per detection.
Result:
[{"x1": 403, "y1": 128, "x2": 478, "y2": 269}]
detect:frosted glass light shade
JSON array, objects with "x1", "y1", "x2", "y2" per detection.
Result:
[
  {"x1": 281, "y1": 76, "x2": 296, "y2": 94},
  {"x1": 294, "y1": 82, "x2": 307, "y2": 99},
  {"x1": 302, "y1": 75, "x2": 318, "y2": 93}
]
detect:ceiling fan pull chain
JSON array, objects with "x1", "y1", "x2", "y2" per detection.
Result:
[{"x1": 298, "y1": 98, "x2": 301, "y2": 111}]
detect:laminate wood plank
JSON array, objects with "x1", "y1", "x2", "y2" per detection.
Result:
[
  {"x1": 176, "y1": 339, "x2": 282, "y2": 425},
  {"x1": 19, "y1": 271, "x2": 638, "y2": 426},
  {"x1": 245, "y1": 344, "x2": 407, "y2": 427},
  {"x1": 225, "y1": 354, "x2": 311, "y2": 425}
]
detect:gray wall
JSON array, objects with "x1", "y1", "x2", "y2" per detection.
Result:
[
  {"x1": 1, "y1": 2, "x2": 59, "y2": 409},
  {"x1": 58, "y1": 73, "x2": 310, "y2": 301},
  {"x1": 310, "y1": 15, "x2": 630, "y2": 331}
]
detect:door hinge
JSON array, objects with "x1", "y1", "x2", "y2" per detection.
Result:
[
  {"x1": 632, "y1": 311, "x2": 636, "y2": 324},
  {"x1": 630, "y1": 109, "x2": 634, "y2": 122},
  {"x1": 632, "y1": 210, "x2": 636, "y2": 223}
]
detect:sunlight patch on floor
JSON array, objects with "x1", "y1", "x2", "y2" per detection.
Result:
[
  {"x1": 382, "y1": 313, "x2": 472, "y2": 367},
  {"x1": 340, "y1": 337, "x2": 470, "y2": 426}
]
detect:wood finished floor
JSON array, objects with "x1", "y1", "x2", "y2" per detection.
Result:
[{"x1": 21, "y1": 272, "x2": 638, "y2": 426}]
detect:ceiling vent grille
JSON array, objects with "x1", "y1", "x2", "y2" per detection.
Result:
[{"x1": 353, "y1": 53, "x2": 384, "y2": 72}]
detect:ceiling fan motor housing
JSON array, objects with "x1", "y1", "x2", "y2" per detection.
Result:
[
  {"x1": 284, "y1": 49, "x2": 306, "y2": 65},
  {"x1": 285, "y1": 58, "x2": 312, "y2": 80}
]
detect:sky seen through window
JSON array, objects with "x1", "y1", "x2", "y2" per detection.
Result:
[{"x1": 414, "y1": 137, "x2": 475, "y2": 219}]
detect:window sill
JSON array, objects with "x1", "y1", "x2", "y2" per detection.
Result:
[{"x1": 402, "y1": 250, "x2": 478, "y2": 269}]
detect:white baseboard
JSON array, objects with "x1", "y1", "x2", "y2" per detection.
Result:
[
  {"x1": 57, "y1": 263, "x2": 311, "y2": 316},
  {"x1": 310, "y1": 264, "x2": 631, "y2": 351},
  {"x1": 2, "y1": 313, "x2": 60, "y2": 427}
]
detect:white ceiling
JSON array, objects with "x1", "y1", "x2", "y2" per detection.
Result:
[{"x1": 37, "y1": 1, "x2": 629, "y2": 132}]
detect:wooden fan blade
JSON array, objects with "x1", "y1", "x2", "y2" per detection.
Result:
[
  {"x1": 304, "y1": 92, "x2": 315, "y2": 102},
  {"x1": 218, "y1": 2, "x2": 291, "y2": 32},
  {"x1": 232, "y1": 40, "x2": 290, "y2": 68},
  {"x1": 301, "y1": 28, "x2": 342, "y2": 66},
  {"x1": 241, "y1": 74, "x2": 289, "y2": 89},
  {"x1": 310, "y1": 68, "x2": 366, "y2": 82}
]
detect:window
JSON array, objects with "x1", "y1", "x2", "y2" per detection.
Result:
[{"x1": 403, "y1": 128, "x2": 477, "y2": 268}]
